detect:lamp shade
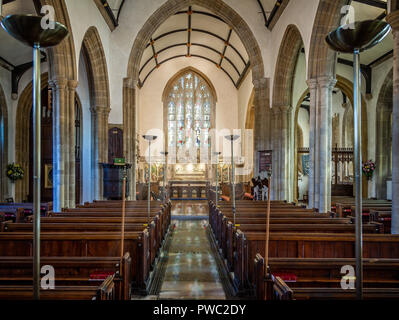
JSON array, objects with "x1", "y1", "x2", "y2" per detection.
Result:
[
  {"x1": 325, "y1": 19, "x2": 391, "y2": 53},
  {"x1": 1, "y1": 14, "x2": 69, "y2": 48}
]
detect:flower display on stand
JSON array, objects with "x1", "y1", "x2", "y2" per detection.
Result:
[
  {"x1": 362, "y1": 160, "x2": 376, "y2": 180},
  {"x1": 6, "y1": 163, "x2": 24, "y2": 182}
]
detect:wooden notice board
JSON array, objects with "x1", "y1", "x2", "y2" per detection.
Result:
[{"x1": 259, "y1": 150, "x2": 272, "y2": 173}]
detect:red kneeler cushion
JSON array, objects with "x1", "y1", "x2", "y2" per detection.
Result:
[
  {"x1": 273, "y1": 272, "x2": 297, "y2": 282},
  {"x1": 89, "y1": 271, "x2": 115, "y2": 280},
  {"x1": 244, "y1": 193, "x2": 254, "y2": 200}
]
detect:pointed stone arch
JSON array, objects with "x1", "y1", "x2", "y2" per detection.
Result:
[
  {"x1": 272, "y1": 24, "x2": 305, "y2": 201},
  {"x1": 15, "y1": 73, "x2": 49, "y2": 202},
  {"x1": 127, "y1": 0, "x2": 264, "y2": 83},
  {"x1": 0, "y1": 84, "x2": 8, "y2": 201},
  {"x1": 123, "y1": 0, "x2": 268, "y2": 198},
  {"x1": 376, "y1": 68, "x2": 393, "y2": 199},
  {"x1": 81, "y1": 26, "x2": 111, "y2": 200},
  {"x1": 272, "y1": 24, "x2": 304, "y2": 108},
  {"x1": 35, "y1": 0, "x2": 78, "y2": 209},
  {"x1": 245, "y1": 89, "x2": 255, "y2": 130},
  {"x1": 307, "y1": 0, "x2": 349, "y2": 79}
]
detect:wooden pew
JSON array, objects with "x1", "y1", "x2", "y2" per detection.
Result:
[
  {"x1": 235, "y1": 232, "x2": 399, "y2": 291},
  {"x1": 333, "y1": 200, "x2": 391, "y2": 217},
  {"x1": 253, "y1": 255, "x2": 399, "y2": 300},
  {"x1": 0, "y1": 232, "x2": 150, "y2": 292},
  {"x1": 0, "y1": 203, "x2": 52, "y2": 222},
  {"x1": 370, "y1": 210, "x2": 392, "y2": 233},
  {"x1": 1, "y1": 220, "x2": 161, "y2": 272},
  {"x1": 0, "y1": 254, "x2": 131, "y2": 299},
  {"x1": 0, "y1": 275, "x2": 115, "y2": 300}
]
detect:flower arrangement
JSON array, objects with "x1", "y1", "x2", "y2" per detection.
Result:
[
  {"x1": 362, "y1": 160, "x2": 376, "y2": 180},
  {"x1": 7, "y1": 163, "x2": 24, "y2": 182}
]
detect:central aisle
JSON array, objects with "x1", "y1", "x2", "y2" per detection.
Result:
[{"x1": 157, "y1": 201, "x2": 226, "y2": 300}]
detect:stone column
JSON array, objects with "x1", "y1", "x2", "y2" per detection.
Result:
[
  {"x1": 386, "y1": 11, "x2": 399, "y2": 233},
  {"x1": 50, "y1": 77, "x2": 68, "y2": 212},
  {"x1": 91, "y1": 105, "x2": 110, "y2": 201},
  {"x1": 279, "y1": 105, "x2": 292, "y2": 201},
  {"x1": 307, "y1": 79, "x2": 318, "y2": 208},
  {"x1": 271, "y1": 107, "x2": 280, "y2": 199},
  {"x1": 67, "y1": 80, "x2": 78, "y2": 208},
  {"x1": 123, "y1": 77, "x2": 137, "y2": 200},
  {"x1": 253, "y1": 78, "x2": 271, "y2": 178},
  {"x1": 317, "y1": 76, "x2": 336, "y2": 213}
]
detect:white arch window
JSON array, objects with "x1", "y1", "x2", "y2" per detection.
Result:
[{"x1": 166, "y1": 71, "x2": 213, "y2": 162}]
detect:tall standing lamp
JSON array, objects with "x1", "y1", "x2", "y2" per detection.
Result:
[
  {"x1": 325, "y1": 19, "x2": 391, "y2": 300},
  {"x1": 142, "y1": 135, "x2": 157, "y2": 225},
  {"x1": 224, "y1": 135, "x2": 240, "y2": 226},
  {"x1": 1, "y1": 14, "x2": 69, "y2": 300}
]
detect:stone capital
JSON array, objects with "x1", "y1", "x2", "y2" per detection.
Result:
[
  {"x1": 67, "y1": 80, "x2": 79, "y2": 90},
  {"x1": 317, "y1": 76, "x2": 336, "y2": 90},
  {"x1": 306, "y1": 78, "x2": 318, "y2": 90},
  {"x1": 49, "y1": 77, "x2": 68, "y2": 90},
  {"x1": 91, "y1": 105, "x2": 111, "y2": 115},
  {"x1": 386, "y1": 10, "x2": 399, "y2": 31},
  {"x1": 123, "y1": 77, "x2": 138, "y2": 89}
]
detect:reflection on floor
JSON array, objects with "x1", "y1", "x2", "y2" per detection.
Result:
[
  {"x1": 157, "y1": 201, "x2": 226, "y2": 300},
  {"x1": 171, "y1": 200, "x2": 208, "y2": 216}
]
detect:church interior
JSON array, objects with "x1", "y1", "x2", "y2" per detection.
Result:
[{"x1": 0, "y1": 0, "x2": 398, "y2": 301}]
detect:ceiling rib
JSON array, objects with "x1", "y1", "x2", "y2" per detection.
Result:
[{"x1": 139, "y1": 8, "x2": 250, "y2": 89}]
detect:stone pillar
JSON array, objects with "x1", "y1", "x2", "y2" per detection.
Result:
[
  {"x1": 278, "y1": 105, "x2": 292, "y2": 201},
  {"x1": 123, "y1": 77, "x2": 137, "y2": 200},
  {"x1": 67, "y1": 80, "x2": 78, "y2": 208},
  {"x1": 307, "y1": 79, "x2": 318, "y2": 209},
  {"x1": 386, "y1": 11, "x2": 399, "y2": 233},
  {"x1": 317, "y1": 76, "x2": 336, "y2": 213},
  {"x1": 91, "y1": 105, "x2": 110, "y2": 201},
  {"x1": 271, "y1": 107, "x2": 280, "y2": 200},
  {"x1": 50, "y1": 77, "x2": 70, "y2": 211},
  {"x1": 253, "y1": 78, "x2": 271, "y2": 178}
]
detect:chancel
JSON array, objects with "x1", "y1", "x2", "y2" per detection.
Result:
[{"x1": 0, "y1": 0, "x2": 398, "y2": 302}]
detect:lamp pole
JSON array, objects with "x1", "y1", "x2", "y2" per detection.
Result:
[
  {"x1": 213, "y1": 152, "x2": 221, "y2": 207},
  {"x1": 325, "y1": 19, "x2": 391, "y2": 300},
  {"x1": 1, "y1": 15, "x2": 69, "y2": 300},
  {"x1": 143, "y1": 135, "x2": 157, "y2": 225},
  {"x1": 225, "y1": 135, "x2": 240, "y2": 226},
  {"x1": 161, "y1": 151, "x2": 168, "y2": 201}
]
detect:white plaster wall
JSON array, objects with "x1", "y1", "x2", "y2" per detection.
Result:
[
  {"x1": 292, "y1": 52, "x2": 307, "y2": 109},
  {"x1": 76, "y1": 51, "x2": 93, "y2": 204},
  {"x1": 137, "y1": 57, "x2": 238, "y2": 156},
  {"x1": 107, "y1": 0, "x2": 273, "y2": 124},
  {"x1": 65, "y1": 0, "x2": 112, "y2": 77},
  {"x1": 269, "y1": 0, "x2": 320, "y2": 107},
  {"x1": 237, "y1": 70, "x2": 253, "y2": 130}
]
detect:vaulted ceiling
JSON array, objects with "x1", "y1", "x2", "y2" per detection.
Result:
[{"x1": 138, "y1": 5, "x2": 250, "y2": 88}]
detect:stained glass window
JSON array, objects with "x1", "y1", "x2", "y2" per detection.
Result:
[{"x1": 167, "y1": 71, "x2": 213, "y2": 162}]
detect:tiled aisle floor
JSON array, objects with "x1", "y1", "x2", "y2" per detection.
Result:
[
  {"x1": 171, "y1": 200, "x2": 208, "y2": 216},
  {"x1": 158, "y1": 201, "x2": 226, "y2": 300}
]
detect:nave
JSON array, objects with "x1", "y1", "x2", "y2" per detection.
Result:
[{"x1": 146, "y1": 201, "x2": 227, "y2": 300}]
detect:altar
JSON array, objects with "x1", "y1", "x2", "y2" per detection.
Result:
[
  {"x1": 169, "y1": 180, "x2": 208, "y2": 199},
  {"x1": 170, "y1": 163, "x2": 208, "y2": 181}
]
